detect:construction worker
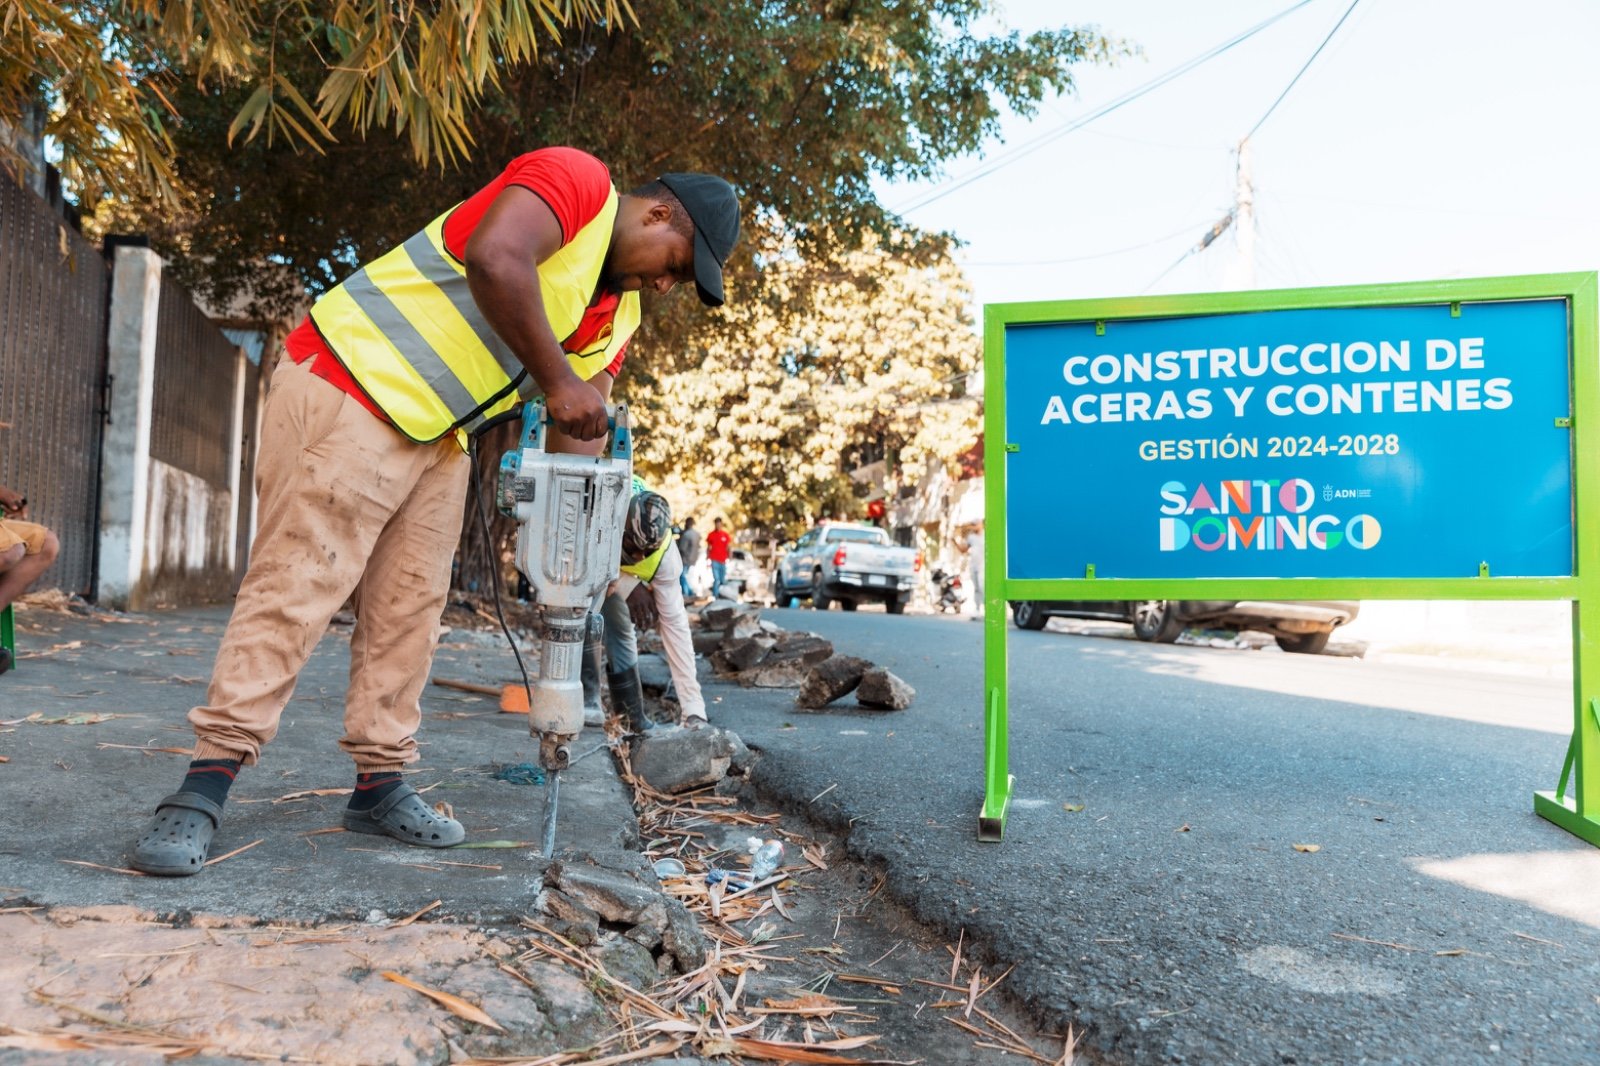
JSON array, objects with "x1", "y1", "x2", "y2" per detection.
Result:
[
  {"x1": 586, "y1": 482, "x2": 706, "y2": 733},
  {"x1": 129, "y1": 147, "x2": 740, "y2": 876}
]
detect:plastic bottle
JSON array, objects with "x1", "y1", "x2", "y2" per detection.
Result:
[{"x1": 748, "y1": 838, "x2": 785, "y2": 880}]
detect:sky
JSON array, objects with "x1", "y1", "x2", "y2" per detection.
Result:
[{"x1": 879, "y1": 0, "x2": 1600, "y2": 314}]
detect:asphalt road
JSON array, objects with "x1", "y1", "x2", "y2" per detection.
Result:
[{"x1": 709, "y1": 608, "x2": 1600, "y2": 1065}]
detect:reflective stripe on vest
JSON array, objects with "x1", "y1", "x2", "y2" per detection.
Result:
[
  {"x1": 309, "y1": 187, "x2": 640, "y2": 443},
  {"x1": 621, "y1": 538, "x2": 670, "y2": 584}
]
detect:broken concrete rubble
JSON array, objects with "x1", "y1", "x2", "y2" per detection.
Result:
[
  {"x1": 541, "y1": 849, "x2": 707, "y2": 977},
  {"x1": 797, "y1": 654, "x2": 872, "y2": 708},
  {"x1": 723, "y1": 611, "x2": 764, "y2": 642},
  {"x1": 746, "y1": 657, "x2": 812, "y2": 688},
  {"x1": 713, "y1": 635, "x2": 774, "y2": 674},
  {"x1": 630, "y1": 725, "x2": 751, "y2": 794},
  {"x1": 857, "y1": 667, "x2": 916, "y2": 710},
  {"x1": 699, "y1": 601, "x2": 757, "y2": 631}
]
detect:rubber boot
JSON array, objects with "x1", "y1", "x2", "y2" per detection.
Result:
[
  {"x1": 581, "y1": 614, "x2": 604, "y2": 727},
  {"x1": 607, "y1": 666, "x2": 657, "y2": 737}
]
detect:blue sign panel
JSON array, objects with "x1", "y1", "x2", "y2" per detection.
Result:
[{"x1": 1004, "y1": 299, "x2": 1572, "y2": 581}]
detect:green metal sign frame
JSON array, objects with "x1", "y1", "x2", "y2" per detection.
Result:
[{"x1": 980, "y1": 271, "x2": 1600, "y2": 846}]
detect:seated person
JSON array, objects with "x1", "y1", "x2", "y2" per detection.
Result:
[{"x1": 0, "y1": 483, "x2": 61, "y2": 674}]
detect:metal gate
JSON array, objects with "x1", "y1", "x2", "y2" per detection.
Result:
[{"x1": 0, "y1": 179, "x2": 109, "y2": 597}]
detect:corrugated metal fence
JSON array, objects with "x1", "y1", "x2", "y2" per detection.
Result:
[
  {"x1": 152, "y1": 273, "x2": 237, "y2": 488},
  {"x1": 0, "y1": 178, "x2": 109, "y2": 597}
]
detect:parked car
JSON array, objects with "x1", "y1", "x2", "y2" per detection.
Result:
[
  {"x1": 717, "y1": 548, "x2": 771, "y2": 604},
  {"x1": 1008, "y1": 599, "x2": 1360, "y2": 654},
  {"x1": 775, "y1": 522, "x2": 920, "y2": 613}
]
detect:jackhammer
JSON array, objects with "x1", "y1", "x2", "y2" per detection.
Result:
[{"x1": 496, "y1": 400, "x2": 632, "y2": 856}]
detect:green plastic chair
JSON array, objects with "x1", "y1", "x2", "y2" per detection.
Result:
[{"x1": 1, "y1": 603, "x2": 14, "y2": 673}]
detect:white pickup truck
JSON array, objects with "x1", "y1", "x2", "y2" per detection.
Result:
[{"x1": 775, "y1": 522, "x2": 921, "y2": 613}]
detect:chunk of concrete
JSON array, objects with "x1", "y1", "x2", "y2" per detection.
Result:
[
  {"x1": 631, "y1": 726, "x2": 744, "y2": 794},
  {"x1": 713, "y1": 636, "x2": 774, "y2": 674},
  {"x1": 744, "y1": 658, "x2": 811, "y2": 688},
  {"x1": 797, "y1": 655, "x2": 871, "y2": 709},
  {"x1": 764, "y1": 633, "x2": 834, "y2": 667},
  {"x1": 541, "y1": 890, "x2": 601, "y2": 946},
  {"x1": 699, "y1": 601, "x2": 753, "y2": 630},
  {"x1": 660, "y1": 897, "x2": 708, "y2": 973},
  {"x1": 594, "y1": 935, "x2": 659, "y2": 992},
  {"x1": 856, "y1": 667, "x2": 915, "y2": 710},
  {"x1": 546, "y1": 860, "x2": 667, "y2": 929},
  {"x1": 722, "y1": 611, "x2": 764, "y2": 643}
]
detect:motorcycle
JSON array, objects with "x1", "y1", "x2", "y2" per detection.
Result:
[{"x1": 929, "y1": 567, "x2": 967, "y2": 613}]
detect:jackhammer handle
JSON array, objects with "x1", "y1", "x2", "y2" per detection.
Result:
[{"x1": 522, "y1": 399, "x2": 632, "y2": 461}]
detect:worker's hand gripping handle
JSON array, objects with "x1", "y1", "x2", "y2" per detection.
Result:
[{"x1": 520, "y1": 400, "x2": 632, "y2": 462}]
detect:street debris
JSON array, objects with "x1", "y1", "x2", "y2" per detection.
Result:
[
  {"x1": 630, "y1": 725, "x2": 752, "y2": 794},
  {"x1": 797, "y1": 656, "x2": 872, "y2": 709},
  {"x1": 855, "y1": 668, "x2": 914, "y2": 711},
  {"x1": 382, "y1": 970, "x2": 505, "y2": 1031}
]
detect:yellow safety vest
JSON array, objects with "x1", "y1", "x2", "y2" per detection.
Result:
[
  {"x1": 309, "y1": 187, "x2": 641, "y2": 443},
  {"x1": 621, "y1": 538, "x2": 671, "y2": 584}
]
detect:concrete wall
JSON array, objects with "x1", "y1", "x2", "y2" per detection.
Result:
[{"x1": 99, "y1": 247, "x2": 257, "y2": 609}]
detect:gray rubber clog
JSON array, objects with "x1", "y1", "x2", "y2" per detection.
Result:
[
  {"x1": 130, "y1": 791, "x2": 223, "y2": 876},
  {"x1": 342, "y1": 784, "x2": 465, "y2": 848}
]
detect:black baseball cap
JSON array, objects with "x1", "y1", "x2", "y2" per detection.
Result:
[{"x1": 657, "y1": 172, "x2": 741, "y2": 307}]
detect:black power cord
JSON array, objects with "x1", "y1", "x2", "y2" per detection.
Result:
[{"x1": 467, "y1": 436, "x2": 534, "y2": 702}]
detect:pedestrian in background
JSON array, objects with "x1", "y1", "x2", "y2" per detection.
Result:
[
  {"x1": 706, "y1": 517, "x2": 732, "y2": 600},
  {"x1": 0, "y1": 482, "x2": 61, "y2": 674},
  {"x1": 677, "y1": 516, "x2": 702, "y2": 601},
  {"x1": 965, "y1": 521, "x2": 985, "y2": 618}
]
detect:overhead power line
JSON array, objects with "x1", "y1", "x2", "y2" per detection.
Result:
[
  {"x1": 893, "y1": 0, "x2": 1318, "y2": 217},
  {"x1": 964, "y1": 218, "x2": 1217, "y2": 267},
  {"x1": 1245, "y1": 0, "x2": 1362, "y2": 140},
  {"x1": 1145, "y1": 0, "x2": 1363, "y2": 292}
]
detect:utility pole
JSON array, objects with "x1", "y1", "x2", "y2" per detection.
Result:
[{"x1": 1226, "y1": 136, "x2": 1257, "y2": 289}]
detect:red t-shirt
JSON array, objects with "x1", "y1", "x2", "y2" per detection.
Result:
[
  {"x1": 706, "y1": 529, "x2": 732, "y2": 563},
  {"x1": 286, "y1": 146, "x2": 628, "y2": 422}
]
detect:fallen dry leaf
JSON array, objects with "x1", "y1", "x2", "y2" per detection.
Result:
[
  {"x1": 1292, "y1": 844, "x2": 1321, "y2": 853},
  {"x1": 59, "y1": 860, "x2": 147, "y2": 877},
  {"x1": 730, "y1": 1035, "x2": 880, "y2": 1063},
  {"x1": 380, "y1": 971, "x2": 504, "y2": 1031},
  {"x1": 393, "y1": 900, "x2": 442, "y2": 927},
  {"x1": 203, "y1": 839, "x2": 264, "y2": 866}
]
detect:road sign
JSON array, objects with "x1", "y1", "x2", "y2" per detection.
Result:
[{"x1": 981, "y1": 274, "x2": 1600, "y2": 848}]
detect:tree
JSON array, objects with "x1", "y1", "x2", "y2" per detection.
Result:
[
  {"x1": 46, "y1": 1, "x2": 1118, "y2": 591},
  {"x1": 637, "y1": 225, "x2": 982, "y2": 540},
  {"x1": 0, "y1": 0, "x2": 630, "y2": 205},
  {"x1": 88, "y1": 0, "x2": 1118, "y2": 333}
]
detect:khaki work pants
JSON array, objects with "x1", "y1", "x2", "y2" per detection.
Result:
[{"x1": 189, "y1": 356, "x2": 469, "y2": 771}]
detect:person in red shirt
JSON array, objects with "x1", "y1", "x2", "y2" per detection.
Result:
[
  {"x1": 706, "y1": 517, "x2": 733, "y2": 600},
  {"x1": 130, "y1": 148, "x2": 741, "y2": 877}
]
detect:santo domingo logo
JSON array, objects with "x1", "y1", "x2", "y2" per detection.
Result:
[{"x1": 1158, "y1": 477, "x2": 1382, "y2": 552}]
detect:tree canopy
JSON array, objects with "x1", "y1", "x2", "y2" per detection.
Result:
[
  {"x1": 73, "y1": 0, "x2": 1115, "y2": 337},
  {"x1": 637, "y1": 225, "x2": 982, "y2": 538},
  {"x1": 7, "y1": 0, "x2": 1121, "y2": 552},
  {"x1": 1, "y1": 0, "x2": 630, "y2": 204}
]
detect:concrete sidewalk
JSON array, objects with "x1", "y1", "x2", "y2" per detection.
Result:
[{"x1": 0, "y1": 601, "x2": 636, "y2": 921}]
